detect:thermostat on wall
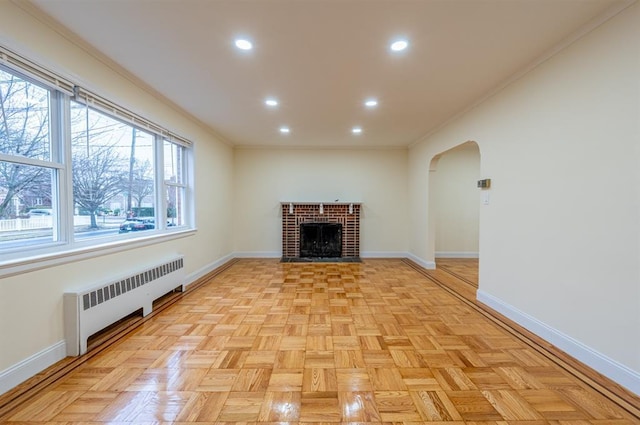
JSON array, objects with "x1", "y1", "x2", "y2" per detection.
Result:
[{"x1": 477, "y1": 179, "x2": 491, "y2": 189}]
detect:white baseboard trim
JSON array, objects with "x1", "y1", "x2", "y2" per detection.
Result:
[
  {"x1": 233, "y1": 251, "x2": 281, "y2": 258},
  {"x1": 406, "y1": 253, "x2": 436, "y2": 269},
  {"x1": 0, "y1": 340, "x2": 66, "y2": 396},
  {"x1": 361, "y1": 251, "x2": 408, "y2": 258},
  {"x1": 477, "y1": 290, "x2": 640, "y2": 396},
  {"x1": 435, "y1": 251, "x2": 479, "y2": 258},
  {"x1": 185, "y1": 253, "x2": 235, "y2": 288},
  {"x1": 0, "y1": 255, "x2": 238, "y2": 397}
]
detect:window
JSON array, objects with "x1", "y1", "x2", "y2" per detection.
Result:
[
  {"x1": 70, "y1": 101, "x2": 156, "y2": 240},
  {"x1": 0, "y1": 58, "x2": 193, "y2": 262},
  {"x1": 164, "y1": 140, "x2": 187, "y2": 227},
  {"x1": 0, "y1": 68, "x2": 52, "y2": 162},
  {"x1": 0, "y1": 67, "x2": 60, "y2": 247}
]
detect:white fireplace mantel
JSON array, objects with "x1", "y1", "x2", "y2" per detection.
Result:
[{"x1": 280, "y1": 202, "x2": 362, "y2": 206}]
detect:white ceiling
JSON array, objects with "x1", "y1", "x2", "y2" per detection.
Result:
[{"x1": 31, "y1": 0, "x2": 627, "y2": 148}]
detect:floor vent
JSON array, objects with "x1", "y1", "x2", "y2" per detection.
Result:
[{"x1": 64, "y1": 256, "x2": 185, "y2": 355}]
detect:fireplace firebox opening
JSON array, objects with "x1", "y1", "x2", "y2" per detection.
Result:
[{"x1": 300, "y1": 223, "x2": 342, "y2": 258}]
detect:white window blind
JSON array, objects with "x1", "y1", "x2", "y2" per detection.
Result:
[
  {"x1": 72, "y1": 86, "x2": 192, "y2": 147},
  {"x1": 0, "y1": 45, "x2": 74, "y2": 96},
  {"x1": 0, "y1": 43, "x2": 192, "y2": 148}
]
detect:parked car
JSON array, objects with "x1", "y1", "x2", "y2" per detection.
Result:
[
  {"x1": 118, "y1": 218, "x2": 148, "y2": 233},
  {"x1": 140, "y1": 218, "x2": 156, "y2": 229},
  {"x1": 118, "y1": 217, "x2": 175, "y2": 233},
  {"x1": 28, "y1": 208, "x2": 53, "y2": 217}
]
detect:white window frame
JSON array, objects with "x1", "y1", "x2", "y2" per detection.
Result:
[{"x1": 0, "y1": 48, "x2": 195, "y2": 277}]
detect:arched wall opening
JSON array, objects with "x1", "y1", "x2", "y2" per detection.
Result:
[{"x1": 427, "y1": 141, "x2": 481, "y2": 269}]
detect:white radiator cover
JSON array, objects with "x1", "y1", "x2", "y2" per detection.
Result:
[{"x1": 64, "y1": 256, "x2": 185, "y2": 356}]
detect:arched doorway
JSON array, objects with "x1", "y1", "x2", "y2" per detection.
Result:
[{"x1": 428, "y1": 141, "x2": 481, "y2": 287}]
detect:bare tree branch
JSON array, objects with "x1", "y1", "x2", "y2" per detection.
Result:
[{"x1": 73, "y1": 147, "x2": 126, "y2": 229}]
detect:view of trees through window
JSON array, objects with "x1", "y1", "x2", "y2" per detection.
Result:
[
  {"x1": 0, "y1": 68, "x2": 52, "y2": 213},
  {"x1": 70, "y1": 101, "x2": 156, "y2": 239},
  {"x1": 0, "y1": 65, "x2": 190, "y2": 254}
]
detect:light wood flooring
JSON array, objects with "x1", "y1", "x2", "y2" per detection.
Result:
[
  {"x1": 435, "y1": 258, "x2": 479, "y2": 288},
  {"x1": 1, "y1": 258, "x2": 638, "y2": 424}
]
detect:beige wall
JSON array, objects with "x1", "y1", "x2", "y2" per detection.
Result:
[
  {"x1": 2, "y1": 0, "x2": 639, "y2": 397},
  {"x1": 432, "y1": 142, "x2": 480, "y2": 256},
  {"x1": 233, "y1": 148, "x2": 408, "y2": 256},
  {"x1": 0, "y1": 2, "x2": 234, "y2": 380},
  {"x1": 409, "y1": 2, "x2": 640, "y2": 391}
]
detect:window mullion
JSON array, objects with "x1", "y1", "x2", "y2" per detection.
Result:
[
  {"x1": 155, "y1": 134, "x2": 166, "y2": 231},
  {"x1": 49, "y1": 91, "x2": 62, "y2": 242},
  {"x1": 59, "y1": 93, "x2": 74, "y2": 243}
]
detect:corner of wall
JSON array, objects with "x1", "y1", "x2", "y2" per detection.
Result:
[{"x1": 406, "y1": 253, "x2": 436, "y2": 269}]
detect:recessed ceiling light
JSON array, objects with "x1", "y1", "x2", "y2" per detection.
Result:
[
  {"x1": 265, "y1": 98, "x2": 278, "y2": 107},
  {"x1": 352, "y1": 127, "x2": 362, "y2": 134},
  {"x1": 279, "y1": 126, "x2": 290, "y2": 134},
  {"x1": 235, "y1": 39, "x2": 253, "y2": 50},
  {"x1": 390, "y1": 39, "x2": 408, "y2": 52},
  {"x1": 364, "y1": 99, "x2": 378, "y2": 108}
]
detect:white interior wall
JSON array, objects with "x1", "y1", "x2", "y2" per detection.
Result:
[
  {"x1": 432, "y1": 143, "x2": 480, "y2": 257},
  {"x1": 233, "y1": 148, "x2": 408, "y2": 256},
  {"x1": 409, "y1": 3, "x2": 640, "y2": 393},
  {"x1": 0, "y1": 1, "x2": 234, "y2": 390}
]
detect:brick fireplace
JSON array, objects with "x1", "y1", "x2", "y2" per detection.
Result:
[{"x1": 281, "y1": 202, "x2": 361, "y2": 260}]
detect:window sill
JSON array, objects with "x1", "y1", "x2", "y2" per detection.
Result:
[{"x1": 0, "y1": 228, "x2": 196, "y2": 279}]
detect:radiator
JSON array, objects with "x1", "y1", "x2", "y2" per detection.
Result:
[{"x1": 64, "y1": 256, "x2": 185, "y2": 356}]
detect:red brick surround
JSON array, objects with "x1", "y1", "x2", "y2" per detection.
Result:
[{"x1": 281, "y1": 203, "x2": 361, "y2": 259}]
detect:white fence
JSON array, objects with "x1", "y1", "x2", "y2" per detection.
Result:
[{"x1": 0, "y1": 216, "x2": 93, "y2": 232}]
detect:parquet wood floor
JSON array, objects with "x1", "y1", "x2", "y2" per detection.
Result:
[
  {"x1": 435, "y1": 258, "x2": 479, "y2": 288},
  {"x1": 1, "y1": 259, "x2": 638, "y2": 424}
]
